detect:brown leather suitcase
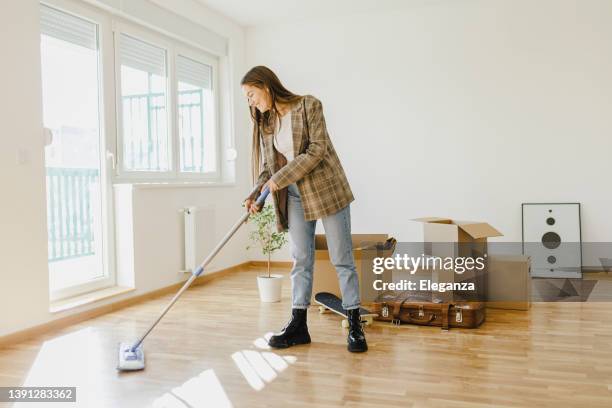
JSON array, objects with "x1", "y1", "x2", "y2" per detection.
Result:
[{"x1": 370, "y1": 291, "x2": 485, "y2": 330}]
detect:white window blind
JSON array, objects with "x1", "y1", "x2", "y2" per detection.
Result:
[
  {"x1": 119, "y1": 33, "x2": 166, "y2": 76},
  {"x1": 40, "y1": 4, "x2": 97, "y2": 50},
  {"x1": 177, "y1": 55, "x2": 212, "y2": 89}
]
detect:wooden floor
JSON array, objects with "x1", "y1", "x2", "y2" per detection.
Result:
[{"x1": 1, "y1": 265, "x2": 612, "y2": 408}]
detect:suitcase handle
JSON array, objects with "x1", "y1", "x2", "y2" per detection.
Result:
[{"x1": 405, "y1": 312, "x2": 436, "y2": 323}]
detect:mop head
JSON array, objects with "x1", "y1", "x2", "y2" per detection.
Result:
[{"x1": 117, "y1": 342, "x2": 145, "y2": 371}]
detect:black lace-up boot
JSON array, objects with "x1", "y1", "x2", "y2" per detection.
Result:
[
  {"x1": 268, "y1": 308, "x2": 311, "y2": 348},
  {"x1": 347, "y1": 308, "x2": 368, "y2": 352}
]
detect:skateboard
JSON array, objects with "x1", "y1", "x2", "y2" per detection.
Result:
[{"x1": 314, "y1": 292, "x2": 377, "y2": 328}]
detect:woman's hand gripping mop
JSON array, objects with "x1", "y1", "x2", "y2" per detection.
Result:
[{"x1": 117, "y1": 187, "x2": 271, "y2": 371}]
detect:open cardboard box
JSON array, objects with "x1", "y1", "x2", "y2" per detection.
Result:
[
  {"x1": 312, "y1": 234, "x2": 396, "y2": 304},
  {"x1": 412, "y1": 217, "x2": 503, "y2": 301},
  {"x1": 413, "y1": 217, "x2": 503, "y2": 257}
]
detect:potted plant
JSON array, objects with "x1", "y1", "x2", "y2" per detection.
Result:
[{"x1": 246, "y1": 202, "x2": 288, "y2": 302}]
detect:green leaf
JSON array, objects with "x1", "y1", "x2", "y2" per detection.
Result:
[{"x1": 245, "y1": 202, "x2": 288, "y2": 257}]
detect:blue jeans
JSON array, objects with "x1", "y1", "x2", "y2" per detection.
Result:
[{"x1": 287, "y1": 183, "x2": 360, "y2": 310}]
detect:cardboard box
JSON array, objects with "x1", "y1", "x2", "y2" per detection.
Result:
[
  {"x1": 413, "y1": 217, "x2": 503, "y2": 301},
  {"x1": 487, "y1": 255, "x2": 531, "y2": 310},
  {"x1": 413, "y1": 217, "x2": 503, "y2": 257},
  {"x1": 312, "y1": 234, "x2": 396, "y2": 304}
]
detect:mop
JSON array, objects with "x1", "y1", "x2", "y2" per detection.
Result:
[{"x1": 117, "y1": 187, "x2": 270, "y2": 371}]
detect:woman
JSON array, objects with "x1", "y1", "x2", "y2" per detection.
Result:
[{"x1": 242, "y1": 66, "x2": 367, "y2": 353}]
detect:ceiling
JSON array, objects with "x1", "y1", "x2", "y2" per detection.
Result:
[{"x1": 193, "y1": 0, "x2": 414, "y2": 27}]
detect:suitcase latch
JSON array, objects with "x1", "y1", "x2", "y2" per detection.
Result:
[
  {"x1": 382, "y1": 304, "x2": 389, "y2": 318},
  {"x1": 456, "y1": 309, "x2": 463, "y2": 323},
  {"x1": 418, "y1": 305, "x2": 424, "y2": 318}
]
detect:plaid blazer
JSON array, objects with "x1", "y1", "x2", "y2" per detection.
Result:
[{"x1": 246, "y1": 95, "x2": 354, "y2": 232}]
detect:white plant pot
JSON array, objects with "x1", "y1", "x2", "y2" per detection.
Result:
[{"x1": 257, "y1": 274, "x2": 283, "y2": 302}]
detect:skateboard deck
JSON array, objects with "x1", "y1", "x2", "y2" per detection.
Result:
[{"x1": 314, "y1": 292, "x2": 376, "y2": 328}]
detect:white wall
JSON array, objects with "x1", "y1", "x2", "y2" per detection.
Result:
[
  {"x1": 0, "y1": 0, "x2": 251, "y2": 337},
  {"x1": 0, "y1": 0, "x2": 51, "y2": 337},
  {"x1": 246, "y1": 0, "x2": 612, "y2": 264}
]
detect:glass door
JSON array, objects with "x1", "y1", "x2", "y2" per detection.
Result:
[{"x1": 40, "y1": 5, "x2": 113, "y2": 300}]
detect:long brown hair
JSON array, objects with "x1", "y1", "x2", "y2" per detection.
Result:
[{"x1": 241, "y1": 66, "x2": 302, "y2": 184}]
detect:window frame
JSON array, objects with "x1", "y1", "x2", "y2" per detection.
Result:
[
  {"x1": 173, "y1": 44, "x2": 221, "y2": 180},
  {"x1": 41, "y1": 0, "x2": 117, "y2": 302},
  {"x1": 113, "y1": 22, "x2": 222, "y2": 182},
  {"x1": 113, "y1": 22, "x2": 175, "y2": 181}
]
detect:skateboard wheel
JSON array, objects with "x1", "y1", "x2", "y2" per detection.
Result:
[
  {"x1": 319, "y1": 306, "x2": 328, "y2": 314},
  {"x1": 341, "y1": 319, "x2": 349, "y2": 328},
  {"x1": 363, "y1": 316, "x2": 373, "y2": 326}
]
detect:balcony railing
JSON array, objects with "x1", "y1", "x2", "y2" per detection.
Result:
[
  {"x1": 122, "y1": 89, "x2": 205, "y2": 172},
  {"x1": 46, "y1": 167, "x2": 99, "y2": 262}
]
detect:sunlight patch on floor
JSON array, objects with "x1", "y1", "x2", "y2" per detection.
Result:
[
  {"x1": 14, "y1": 327, "x2": 107, "y2": 408},
  {"x1": 151, "y1": 369, "x2": 232, "y2": 408},
  {"x1": 231, "y1": 333, "x2": 297, "y2": 392}
]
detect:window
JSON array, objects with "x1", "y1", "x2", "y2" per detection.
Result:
[
  {"x1": 119, "y1": 33, "x2": 170, "y2": 172},
  {"x1": 115, "y1": 28, "x2": 220, "y2": 180},
  {"x1": 39, "y1": 0, "x2": 225, "y2": 300},
  {"x1": 177, "y1": 54, "x2": 216, "y2": 174}
]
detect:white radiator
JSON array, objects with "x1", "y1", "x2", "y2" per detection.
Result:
[{"x1": 182, "y1": 206, "x2": 197, "y2": 273}]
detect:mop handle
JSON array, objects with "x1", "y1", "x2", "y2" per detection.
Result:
[{"x1": 130, "y1": 187, "x2": 270, "y2": 351}]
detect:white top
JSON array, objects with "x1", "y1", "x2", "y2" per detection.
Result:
[{"x1": 273, "y1": 111, "x2": 294, "y2": 162}]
